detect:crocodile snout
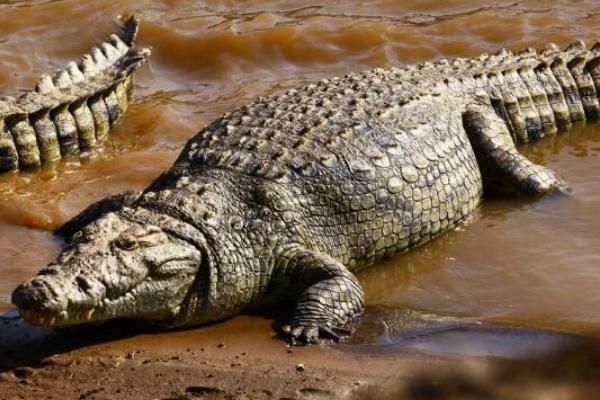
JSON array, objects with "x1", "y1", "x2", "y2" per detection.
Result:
[
  {"x1": 12, "y1": 215, "x2": 203, "y2": 327},
  {"x1": 12, "y1": 276, "x2": 69, "y2": 323}
]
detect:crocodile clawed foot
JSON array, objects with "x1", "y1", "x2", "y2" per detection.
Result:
[{"x1": 281, "y1": 323, "x2": 351, "y2": 346}]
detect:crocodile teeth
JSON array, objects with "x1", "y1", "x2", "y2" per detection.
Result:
[{"x1": 83, "y1": 309, "x2": 93, "y2": 321}]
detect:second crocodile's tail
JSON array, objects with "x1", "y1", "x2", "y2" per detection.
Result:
[{"x1": 0, "y1": 16, "x2": 151, "y2": 172}]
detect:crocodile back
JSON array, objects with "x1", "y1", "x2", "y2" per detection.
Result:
[{"x1": 174, "y1": 67, "x2": 483, "y2": 271}]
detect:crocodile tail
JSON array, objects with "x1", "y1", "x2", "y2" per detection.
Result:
[
  {"x1": 0, "y1": 15, "x2": 151, "y2": 172},
  {"x1": 118, "y1": 15, "x2": 141, "y2": 47}
]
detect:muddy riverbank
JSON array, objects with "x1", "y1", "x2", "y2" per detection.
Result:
[{"x1": 0, "y1": 308, "x2": 589, "y2": 400}]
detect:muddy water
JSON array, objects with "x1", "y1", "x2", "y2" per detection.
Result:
[{"x1": 0, "y1": 0, "x2": 600, "y2": 340}]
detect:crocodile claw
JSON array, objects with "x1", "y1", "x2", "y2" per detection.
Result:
[{"x1": 281, "y1": 323, "x2": 351, "y2": 346}]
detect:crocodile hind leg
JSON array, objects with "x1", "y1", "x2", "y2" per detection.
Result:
[
  {"x1": 463, "y1": 103, "x2": 566, "y2": 195},
  {"x1": 55, "y1": 190, "x2": 142, "y2": 241},
  {"x1": 274, "y1": 247, "x2": 364, "y2": 345}
]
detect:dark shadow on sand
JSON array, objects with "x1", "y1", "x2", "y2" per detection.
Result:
[
  {"x1": 0, "y1": 316, "x2": 158, "y2": 372},
  {"x1": 0, "y1": 303, "x2": 294, "y2": 373},
  {"x1": 0, "y1": 304, "x2": 592, "y2": 373}
]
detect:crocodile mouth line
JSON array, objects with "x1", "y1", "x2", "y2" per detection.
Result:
[
  {"x1": 18, "y1": 257, "x2": 194, "y2": 327},
  {"x1": 19, "y1": 284, "x2": 141, "y2": 326}
]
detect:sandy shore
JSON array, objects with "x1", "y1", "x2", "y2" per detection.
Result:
[
  {"x1": 0, "y1": 306, "x2": 590, "y2": 400},
  {"x1": 0, "y1": 313, "x2": 453, "y2": 400}
]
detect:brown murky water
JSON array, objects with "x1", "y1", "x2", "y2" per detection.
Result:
[{"x1": 0, "y1": 0, "x2": 600, "y2": 340}]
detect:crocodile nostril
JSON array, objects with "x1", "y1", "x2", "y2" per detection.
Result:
[
  {"x1": 76, "y1": 276, "x2": 92, "y2": 292},
  {"x1": 11, "y1": 277, "x2": 66, "y2": 312},
  {"x1": 31, "y1": 279, "x2": 46, "y2": 288}
]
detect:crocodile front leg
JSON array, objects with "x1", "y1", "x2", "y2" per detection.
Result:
[
  {"x1": 463, "y1": 103, "x2": 566, "y2": 195},
  {"x1": 273, "y1": 247, "x2": 364, "y2": 345}
]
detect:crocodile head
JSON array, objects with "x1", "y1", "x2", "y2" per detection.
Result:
[{"x1": 11, "y1": 212, "x2": 202, "y2": 326}]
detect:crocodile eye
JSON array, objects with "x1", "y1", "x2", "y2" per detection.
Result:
[{"x1": 116, "y1": 236, "x2": 138, "y2": 251}]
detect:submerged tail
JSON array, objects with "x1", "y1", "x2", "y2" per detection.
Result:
[{"x1": 0, "y1": 15, "x2": 151, "y2": 172}]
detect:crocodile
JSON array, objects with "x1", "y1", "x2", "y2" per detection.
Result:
[
  {"x1": 13, "y1": 35, "x2": 597, "y2": 344},
  {"x1": 0, "y1": 16, "x2": 150, "y2": 173}
]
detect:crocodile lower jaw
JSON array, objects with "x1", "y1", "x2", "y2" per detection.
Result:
[
  {"x1": 18, "y1": 290, "x2": 134, "y2": 326},
  {"x1": 20, "y1": 308, "x2": 95, "y2": 326}
]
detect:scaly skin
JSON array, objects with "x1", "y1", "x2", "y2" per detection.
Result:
[
  {"x1": 0, "y1": 16, "x2": 151, "y2": 172},
  {"x1": 16, "y1": 36, "x2": 598, "y2": 345}
]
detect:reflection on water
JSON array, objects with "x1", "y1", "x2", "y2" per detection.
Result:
[
  {"x1": 0, "y1": 0, "x2": 599, "y2": 340},
  {"x1": 340, "y1": 307, "x2": 582, "y2": 358}
]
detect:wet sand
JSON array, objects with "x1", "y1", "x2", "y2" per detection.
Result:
[
  {"x1": 0, "y1": 312, "x2": 458, "y2": 400},
  {"x1": 0, "y1": 308, "x2": 587, "y2": 400}
]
